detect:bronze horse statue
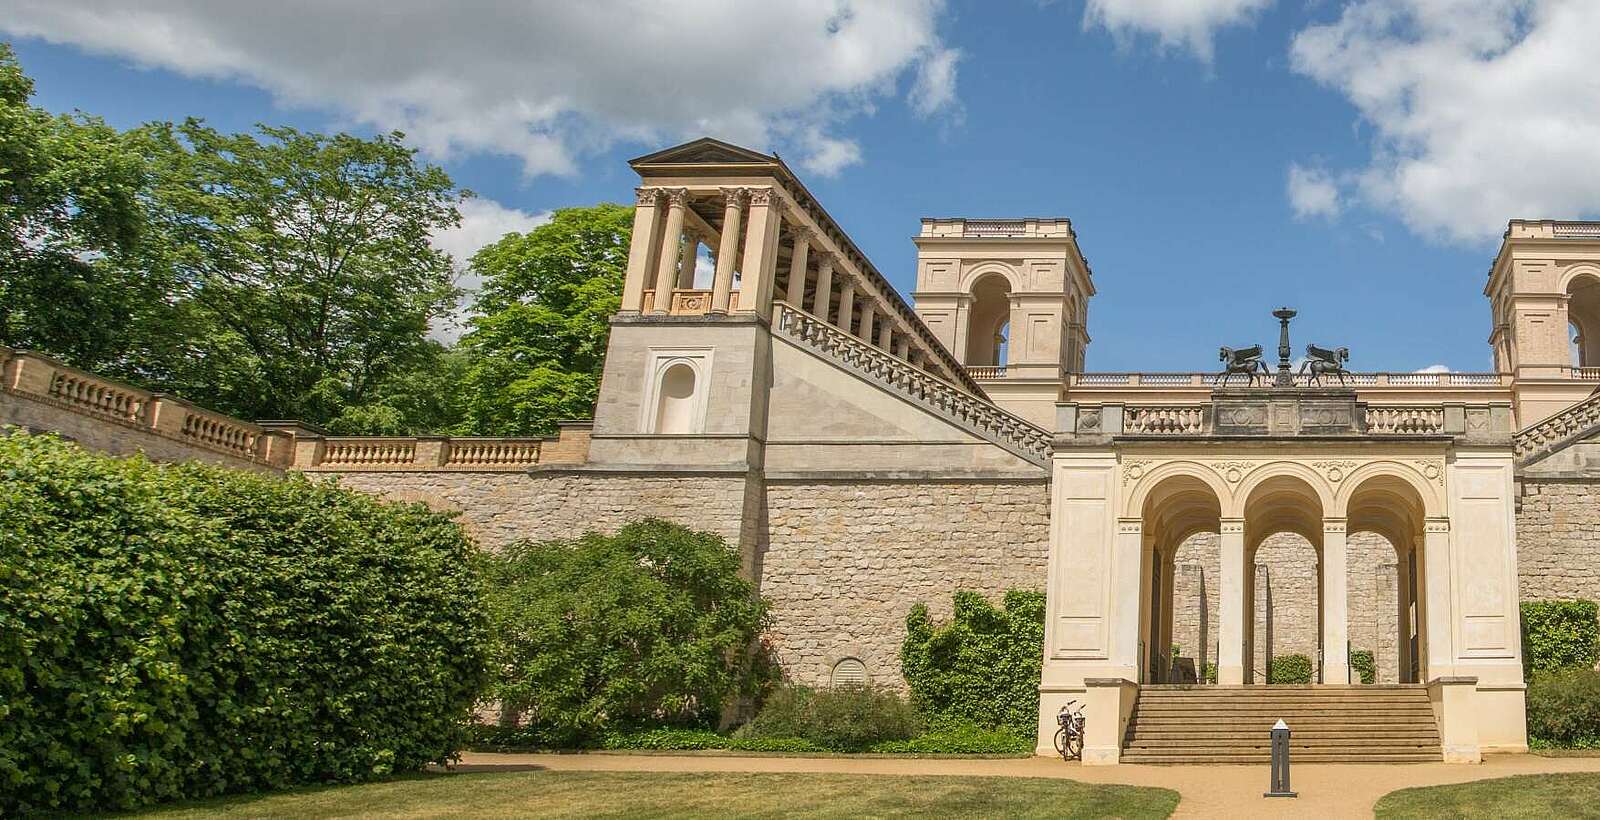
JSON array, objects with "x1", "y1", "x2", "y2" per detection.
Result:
[
  {"x1": 1214, "y1": 344, "x2": 1270, "y2": 386},
  {"x1": 1300, "y1": 344, "x2": 1351, "y2": 386}
]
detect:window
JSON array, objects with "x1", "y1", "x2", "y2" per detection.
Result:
[{"x1": 830, "y1": 657, "x2": 867, "y2": 686}]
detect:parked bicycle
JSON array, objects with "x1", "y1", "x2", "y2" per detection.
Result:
[{"x1": 1054, "y1": 700, "x2": 1085, "y2": 761}]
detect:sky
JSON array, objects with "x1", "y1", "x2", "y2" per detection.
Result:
[{"x1": 5, "y1": 0, "x2": 1599, "y2": 373}]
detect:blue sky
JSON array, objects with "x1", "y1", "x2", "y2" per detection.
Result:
[{"x1": 8, "y1": 1, "x2": 1598, "y2": 373}]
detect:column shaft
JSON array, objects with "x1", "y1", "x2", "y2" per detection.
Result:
[
  {"x1": 785, "y1": 230, "x2": 810, "y2": 306},
  {"x1": 837, "y1": 281, "x2": 856, "y2": 334},
  {"x1": 1114, "y1": 520, "x2": 1144, "y2": 674},
  {"x1": 878, "y1": 317, "x2": 893, "y2": 349},
  {"x1": 812, "y1": 255, "x2": 834, "y2": 319},
  {"x1": 621, "y1": 188, "x2": 662, "y2": 313},
  {"x1": 711, "y1": 189, "x2": 745, "y2": 314},
  {"x1": 676, "y1": 232, "x2": 698, "y2": 289},
  {"x1": 651, "y1": 189, "x2": 689, "y2": 314},
  {"x1": 1218, "y1": 521, "x2": 1247, "y2": 685},
  {"x1": 1422, "y1": 522, "x2": 1454, "y2": 679},
  {"x1": 1322, "y1": 520, "x2": 1350, "y2": 684},
  {"x1": 860, "y1": 301, "x2": 876, "y2": 343},
  {"x1": 737, "y1": 187, "x2": 783, "y2": 317}
]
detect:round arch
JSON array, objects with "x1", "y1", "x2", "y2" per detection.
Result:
[
  {"x1": 1557, "y1": 263, "x2": 1600, "y2": 294},
  {"x1": 963, "y1": 272, "x2": 1012, "y2": 367},
  {"x1": 1228, "y1": 462, "x2": 1335, "y2": 520},
  {"x1": 1332, "y1": 461, "x2": 1442, "y2": 519},
  {"x1": 1125, "y1": 460, "x2": 1233, "y2": 520},
  {"x1": 1564, "y1": 266, "x2": 1600, "y2": 367},
  {"x1": 959, "y1": 261, "x2": 1021, "y2": 293}
]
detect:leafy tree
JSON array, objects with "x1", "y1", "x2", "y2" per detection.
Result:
[
  {"x1": 460, "y1": 203, "x2": 631, "y2": 435},
  {"x1": 138, "y1": 119, "x2": 464, "y2": 423},
  {"x1": 479, "y1": 519, "x2": 769, "y2": 745},
  {"x1": 0, "y1": 42, "x2": 158, "y2": 368},
  {"x1": 323, "y1": 342, "x2": 471, "y2": 435}
]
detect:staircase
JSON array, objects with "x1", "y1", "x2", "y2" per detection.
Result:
[{"x1": 1121, "y1": 685, "x2": 1442, "y2": 764}]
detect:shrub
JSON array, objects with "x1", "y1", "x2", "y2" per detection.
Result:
[
  {"x1": 1203, "y1": 663, "x2": 1218, "y2": 685},
  {"x1": 745, "y1": 685, "x2": 920, "y2": 751},
  {"x1": 1268, "y1": 654, "x2": 1313, "y2": 684},
  {"x1": 902, "y1": 590, "x2": 1045, "y2": 737},
  {"x1": 1526, "y1": 669, "x2": 1600, "y2": 747},
  {"x1": 0, "y1": 432, "x2": 489, "y2": 815},
  {"x1": 479, "y1": 519, "x2": 770, "y2": 746},
  {"x1": 1351, "y1": 649, "x2": 1377, "y2": 685},
  {"x1": 1521, "y1": 601, "x2": 1600, "y2": 680}
]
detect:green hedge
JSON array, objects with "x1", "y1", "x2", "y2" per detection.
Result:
[
  {"x1": 478, "y1": 519, "x2": 771, "y2": 747},
  {"x1": 1527, "y1": 669, "x2": 1600, "y2": 748},
  {"x1": 0, "y1": 432, "x2": 490, "y2": 815},
  {"x1": 1521, "y1": 601, "x2": 1600, "y2": 680},
  {"x1": 1351, "y1": 649, "x2": 1377, "y2": 685},
  {"x1": 902, "y1": 590, "x2": 1045, "y2": 737},
  {"x1": 469, "y1": 723, "x2": 1029, "y2": 755},
  {"x1": 1268, "y1": 654, "x2": 1313, "y2": 684},
  {"x1": 743, "y1": 684, "x2": 920, "y2": 751}
]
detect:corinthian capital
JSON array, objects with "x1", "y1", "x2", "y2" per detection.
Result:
[
  {"x1": 747, "y1": 186, "x2": 778, "y2": 207},
  {"x1": 663, "y1": 187, "x2": 691, "y2": 207},
  {"x1": 634, "y1": 186, "x2": 662, "y2": 206},
  {"x1": 719, "y1": 186, "x2": 750, "y2": 207}
]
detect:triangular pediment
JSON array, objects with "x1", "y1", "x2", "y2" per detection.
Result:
[{"x1": 630, "y1": 137, "x2": 775, "y2": 168}]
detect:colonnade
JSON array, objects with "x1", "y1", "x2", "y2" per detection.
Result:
[{"x1": 622, "y1": 185, "x2": 949, "y2": 378}]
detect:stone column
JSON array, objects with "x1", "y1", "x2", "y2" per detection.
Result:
[
  {"x1": 878, "y1": 317, "x2": 893, "y2": 349},
  {"x1": 650, "y1": 188, "x2": 689, "y2": 315},
  {"x1": 621, "y1": 187, "x2": 663, "y2": 313},
  {"x1": 785, "y1": 228, "x2": 811, "y2": 306},
  {"x1": 1218, "y1": 519, "x2": 1247, "y2": 685},
  {"x1": 812, "y1": 253, "x2": 834, "y2": 319},
  {"x1": 737, "y1": 187, "x2": 783, "y2": 317},
  {"x1": 1422, "y1": 520, "x2": 1454, "y2": 679},
  {"x1": 837, "y1": 279, "x2": 856, "y2": 334},
  {"x1": 676, "y1": 230, "x2": 699, "y2": 290},
  {"x1": 860, "y1": 301, "x2": 876, "y2": 343},
  {"x1": 893, "y1": 336, "x2": 910, "y2": 359},
  {"x1": 1114, "y1": 519, "x2": 1144, "y2": 674},
  {"x1": 1322, "y1": 518, "x2": 1350, "y2": 684},
  {"x1": 711, "y1": 188, "x2": 746, "y2": 314}
]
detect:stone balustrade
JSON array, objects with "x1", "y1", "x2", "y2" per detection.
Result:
[
  {"x1": 775, "y1": 302, "x2": 1052, "y2": 466},
  {"x1": 295, "y1": 426, "x2": 590, "y2": 472},
  {"x1": 966, "y1": 365, "x2": 1007, "y2": 380},
  {"x1": 641, "y1": 288, "x2": 742, "y2": 316},
  {"x1": 1125, "y1": 405, "x2": 1207, "y2": 434},
  {"x1": 1365, "y1": 406, "x2": 1446, "y2": 435},
  {"x1": 1516, "y1": 391, "x2": 1600, "y2": 464},
  {"x1": 1070, "y1": 372, "x2": 1510, "y2": 388},
  {"x1": 2, "y1": 346, "x2": 288, "y2": 467}
]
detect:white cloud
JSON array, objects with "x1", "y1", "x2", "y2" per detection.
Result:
[
  {"x1": 2, "y1": 1, "x2": 960, "y2": 178},
  {"x1": 427, "y1": 197, "x2": 550, "y2": 343},
  {"x1": 1290, "y1": 0, "x2": 1600, "y2": 243},
  {"x1": 1286, "y1": 162, "x2": 1342, "y2": 220},
  {"x1": 1083, "y1": 0, "x2": 1274, "y2": 61},
  {"x1": 1415, "y1": 364, "x2": 1451, "y2": 373}
]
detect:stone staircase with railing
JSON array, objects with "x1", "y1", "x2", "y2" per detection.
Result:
[
  {"x1": 1517, "y1": 389, "x2": 1600, "y2": 467},
  {"x1": 773, "y1": 301, "x2": 1052, "y2": 468},
  {"x1": 1120, "y1": 685, "x2": 1442, "y2": 764}
]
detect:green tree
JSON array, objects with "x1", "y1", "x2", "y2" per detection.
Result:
[
  {"x1": 460, "y1": 203, "x2": 631, "y2": 435},
  {"x1": 479, "y1": 519, "x2": 769, "y2": 745},
  {"x1": 139, "y1": 119, "x2": 464, "y2": 423},
  {"x1": 0, "y1": 42, "x2": 157, "y2": 368}
]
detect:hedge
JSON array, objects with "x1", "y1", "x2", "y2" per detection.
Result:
[
  {"x1": 477, "y1": 519, "x2": 771, "y2": 747},
  {"x1": 1521, "y1": 600, "x2": 1600, "y2": 680},
  {"x1": 0, "y1": 432, "x2": 490, "y2": 814},
  {"x1": 743, "y1": 684, "x2": 920, "y2": 751},
  {"x1": 902, "y1": 590, "x2": 1045, "y2": 737},
  {"x1": 1526, "y1": 670, "x2": 1600, "y2": 748},
  {"x1": 1268, "y1": 654, "x2": 1313, "y2": 684},
  {"x1": 1351, "y1": 649, "x2": 1376, "y2": 685}
]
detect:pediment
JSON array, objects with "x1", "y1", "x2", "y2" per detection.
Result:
[{"x1": 629, "y1": 137, "x2": 774, "y2": 168}]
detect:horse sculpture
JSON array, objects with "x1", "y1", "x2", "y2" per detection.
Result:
[
  {"x1": 1214, "y1": 344, "x2": 1270, "y2": 386},
  {"x1": 1299, "y1": 344, "x2": 1351, "y2": 386}
]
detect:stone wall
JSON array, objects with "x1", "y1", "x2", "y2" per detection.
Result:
[
  {"x1": 1518, "y1": 477, "x2": 1600, "y2": 601},
  {"x1": 328, "y1": 469, "x2": 750, "y2": 550},
  {"x1": 758, "y1": 479, "x2": 1051, "y2": 689},
  {"x1": 1171, "y1": 530, "x2": 1403, "y2": 683}
]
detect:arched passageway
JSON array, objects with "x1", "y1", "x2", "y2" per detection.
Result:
[
  {"x1": 1570, "y1": 272, "x2": 1600, "y2": 367},
  {"x1": 965, "y1": 274, "x2": 1011, "y2": 367}
]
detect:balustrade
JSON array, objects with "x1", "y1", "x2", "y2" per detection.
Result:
[
  {"x1": 320, "y1": 438, "x2": 418, "y2": 466},
  {"x1": 1517, "y1": 392, "x2": 1600, "y2": 461},
  {"x1": 1125, "y1": 406, "x2": 1207, "y2": 434},
  {"x1": 446, "y1": 438, "x2": 542, "y2": 466},
  {"x1": 49, "y1": 372, "x2": 150, "y2": 424},
  {"x1": 180, "y1": 409, "x2": 261, "y2": 458},
  {"x1": 1365, "y1": 406, "x2": 1446, "y2": 435},
  {"x1": 966, "y1": 365, "x2": 1007, "y2": 380}
]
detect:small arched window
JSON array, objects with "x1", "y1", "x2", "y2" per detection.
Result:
[
  {"x1": 654, "y1": 362, "x2": 697, "y2": 434},
  {"x1": 830, "y1": 657, "x2": 867, "y2": 686}
]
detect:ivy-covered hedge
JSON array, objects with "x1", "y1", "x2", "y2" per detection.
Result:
[
  {"x1": 1521, "y1": 600, "x2": 1600, "y2": 680},
  {"x1": 902, "y1": 590, "x2": 1045, "y2": 738},
  {"x1": 0, "y1": 432, "x2": 490, "y2": 815},
  {"x1": 1351, "y1": 649, "x2": 1377, "y2": 685},
  {"x1": 1268, "y1": 654, "x2": 1313, "y2": 684}
]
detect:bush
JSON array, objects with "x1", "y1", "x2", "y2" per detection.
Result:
[
  {"x1": 902, "y1": 590, "x2": 1045, "y2": 737},
  {"x1": 1351, "y1": 649, "x2": 1377, "y2": 685},
  {"x1": 1203, "y1": 662, "x2": 1218, "y2": 685},
  {"x1": 1268, "y1": 654, "x2": 1312, "y2": 684},
  {"x1": 1526, "y1": 669, "x2": 1600, "y2": 747},
  {"x1": 0, "y1": 432, "x2": 489, "y2": 815},
  {"x1": 1522, "y1": 601, "x2": 1600, "y2": 680},
  {"x1": 479, "y1": 519, "x2": 770, "y2": 746},
  {"x1": 744, "y1": 685, "x2": 920, "y2": 751}
]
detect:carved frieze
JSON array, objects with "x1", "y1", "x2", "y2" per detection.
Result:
[
  {"x1": 1411, "y1": 459, "x2": 1445, "y2": 485},
  {"x1": 1311, "y1": 460, "x2": 1359, "y2": 483},
  {"x1": 1121, "y1": 459, "x2": 1151, "y2": 485},
  {"x1": 1209, "y1": 460, "x2": 1255, "y2": 484}
]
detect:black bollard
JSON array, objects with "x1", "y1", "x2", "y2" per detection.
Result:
[{"x1": 1264, "y1": 719, "x2": 1297, "y2": 798}]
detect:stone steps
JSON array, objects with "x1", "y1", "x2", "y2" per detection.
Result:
[{"x1": 1120, "y1": 685, "x2": 1441, "y2": 764}]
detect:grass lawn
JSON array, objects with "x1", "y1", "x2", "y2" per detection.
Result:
[
  {"x1": 1374, "y1": 773, "x2": 1600, "y2": 819},
  {"x1": 112, "y1": 770, "x2": 1180, "y2": 819}
]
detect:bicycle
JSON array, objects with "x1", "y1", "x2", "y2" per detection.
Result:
[{"x1": 1054, "y1": 700, "x2": 1085, "y2": 761}]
